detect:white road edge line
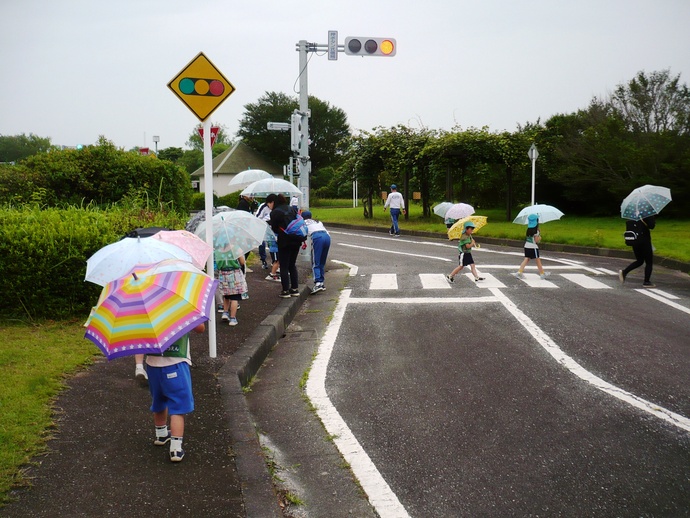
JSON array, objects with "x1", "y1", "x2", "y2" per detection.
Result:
[
  {"x1": 331, "y1": 259, "x2": 358, "y2": 276},
  {"x1": 305, "y1": 289, "x2": 411, "y2": 518},
  {"x1": 489, "y1": 287, "x2": 690, "y2": 433}
]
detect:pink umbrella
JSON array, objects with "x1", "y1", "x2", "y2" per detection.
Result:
[{"x1": 152, "y1": 229, "x2": 212, "y2": 269}]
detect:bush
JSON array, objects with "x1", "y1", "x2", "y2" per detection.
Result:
[
  {"x1": 0, "y1": 138, "x2": 194, "y2": 212},
  {"x1": 216, "y1": 192, "x2": 240, "y2": 209},
  {"x1": 0, "y1": 205, "x2": 187, "y2": 320}
]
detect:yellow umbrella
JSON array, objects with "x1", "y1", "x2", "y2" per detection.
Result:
[{"x1": 447, "y1": 215, "x2": 488, "y2": 240}]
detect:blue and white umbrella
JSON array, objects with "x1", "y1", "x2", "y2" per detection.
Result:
[
  {"x1": 620, "y1": 185, "x2": 672, "y2": 220},
  {"x1": 513, "y1": 204, "x2": 564, "y2": 225}
]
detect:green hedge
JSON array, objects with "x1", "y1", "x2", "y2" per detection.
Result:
[{"x1": 0, "y1": 206, "x2": 187, "y2": 321}]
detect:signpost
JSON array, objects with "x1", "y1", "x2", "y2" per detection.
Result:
[
  {"x1": 528, "y1": 143, "x2": 539, "y2": 206},
  {"x1": 168, "y1": 53, "x2": 235, "y2": 358}
]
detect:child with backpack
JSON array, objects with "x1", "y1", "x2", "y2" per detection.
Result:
[
  {"x1": 445, "y1": 220, "x2": 485, "y2": 283},
  {"x1": 512, "y1": 214, "x2": 550, "y2": 279}
]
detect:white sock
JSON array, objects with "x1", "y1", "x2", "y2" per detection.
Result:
[
  {"x1": 155, "y1": 425, "x2": 169, "y2": 439},
  {"x1": 170, "y1": 436, "x2": 183, "y2": 452}
]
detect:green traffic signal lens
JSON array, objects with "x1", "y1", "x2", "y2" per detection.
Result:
[{"x1": 347, "y1": 39, "x2": 362, "y2": 54}]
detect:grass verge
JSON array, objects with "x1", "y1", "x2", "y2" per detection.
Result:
[{"x1": 0, "y1": 321, "x2": 95, "y2": 505}]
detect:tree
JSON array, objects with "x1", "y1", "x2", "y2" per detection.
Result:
[
  {"x1": 0, "y1": 133, "x2": 53, "y2": 162},
  {"x1": 157, "y1": 147, "x2": 185, "y2": 163},
  {"x1": 608, "y1": 69, "x2": 690, "y2": 135},
  {"x1": 236, "y1": 91, "x2": 350, "y2": 173}
]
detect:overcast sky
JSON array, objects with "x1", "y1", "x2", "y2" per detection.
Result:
[{"x1": 2, "y1": 0, "x2": 689, "y2": 152}]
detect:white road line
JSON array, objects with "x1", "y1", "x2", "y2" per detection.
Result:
[
  {"x1": 370, "y1": 274, "x2": 398, "y2": 290},
  {"x1": 647, "y1": 288, "x2": 681, "y2": 300},
  {"x1": 420, "y1": 273, "x2": 451, "y2": 289},
  {"x1": 518, "y1": 273, "x2": 559, "y2": 288},
  {"x1": 338, "y1": 243, "x2": 452, "y2": 262},
  {"x1": 462, "y1": 272, "x2": 506, "y2": 288},
  {"x1": 490, "y1": 287, "x2": 690, "y2": 433},
  {"x1": 307, "y1": 280, "x2": 690, "y2": 516},
  {"x1": 560, "y1": 273, "x2": 612, "y2": 289},
  {"x1": 597, "y1": 267, "x2": 618, "y2": 275},
  {"x1": 636, "y1": 289, "x2": 690, "y2": 313},
  {"x1": 306, "y1": 289, "x2": 411, "y2": 518},
  {"x1": 331, "y1": 259, "x2": 358, "y2": 276}
]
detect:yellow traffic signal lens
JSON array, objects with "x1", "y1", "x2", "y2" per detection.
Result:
[{"x1": 380, "y1": 39, "x2": 395, "y2": 55}]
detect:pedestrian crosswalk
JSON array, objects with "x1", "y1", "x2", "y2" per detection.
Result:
[{"x1": 367, "y1": 272, "x2": 613, "y2": 290}]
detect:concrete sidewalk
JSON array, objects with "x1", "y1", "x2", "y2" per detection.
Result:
[{"x1": 2, "y1": 266, "x2": 312, "y2": 517}]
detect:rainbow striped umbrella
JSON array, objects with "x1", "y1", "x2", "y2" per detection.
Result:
[{"x1": 84, "y1": 260, "x2": 217, "y2": 359}]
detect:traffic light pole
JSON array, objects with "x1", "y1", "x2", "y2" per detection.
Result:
[
  {"x1": 294, "y1": 35, "x2": 394, "y2": 209},
  {"x1": 296, "y1": 40, "x2": 313, "y2": 210}
]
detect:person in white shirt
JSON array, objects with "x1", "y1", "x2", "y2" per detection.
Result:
[
  {"x1": 301, "y1": 210, "x2": 331, "y2": 294},
  {"x1": 383, "y1": 184, "x2": 406, "y2": 236}
]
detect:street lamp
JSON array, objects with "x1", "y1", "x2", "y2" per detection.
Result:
[
  {"x1": 152, "y1": 135, "x2": 160, "y2": 154},
  {"x1": 528, "y1": 143, "x2": 539, "y2": 206}
]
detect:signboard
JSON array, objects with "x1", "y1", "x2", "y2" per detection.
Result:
[
  {"x1": 168, "y1": 52, "x2": 235, "y2": 121},
  {"x1": 328, "y1": 30, "x2": 338, "y2": 60},
  {"x1": 139, "y1": 147, "x2": 150, "y2": 155},
  {"x1": 198, "y1": 126, "x2": 220, "y2": 147}
]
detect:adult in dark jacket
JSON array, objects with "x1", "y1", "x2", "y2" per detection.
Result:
[
  {"x1": 619, "y1": 215, "x2": 656, "y2": 287},
  {"x1": 236, "y1": 195, "x2": 255, "y2": 213},
  {"x1": 269, "y1": 194, "x2": 301, "y2": 298}
]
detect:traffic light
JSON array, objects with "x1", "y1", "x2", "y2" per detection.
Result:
[
  {"x1": 344, "y1": 37, "x2": 396, "y2": 57},
  {"x1": 291, "y1": 111, "x2": 307, "y2": 154}
]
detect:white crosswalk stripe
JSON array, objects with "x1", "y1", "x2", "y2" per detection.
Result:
[
  {"x1": 370, "y1": 273, "x2": 398, "y2": 290},
  {"x1": 419, "y1": 273, "x2": 451, "y2": 289},
  {"x1": 462, "y1": 272, "x2": 506, "y2": 288},
  {"x1": 560, "y1": 273, "x2": 611, "y2": 289},
  {"x1": 516, "y1": 273, "x2": 559, "y2": 288},
  {"x1": 366, "y1": 272, "x2": 620, "y2": 290}
]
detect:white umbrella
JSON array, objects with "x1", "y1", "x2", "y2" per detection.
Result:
[
  {"x1": 444, "y1": 203, "x2": 475, "y2": 221},
  {"x1": 193, "y1": 210, "x2": 268, "y2": 261},
  {"x1": 85, "y1": 237, "x2": 193, "y2": 286},
  {"x1": 240, "y1": 178, "x2": 302, "y2": 198},
  {"x1": 432, "y1": 202, "x2": 454, "y2": 218},
  {"x1": 513, "y1": 204, "x2": 564, "y2": 225},
  {"x1": 227, "y1": 169, "x2": 273, "y2": 192}
]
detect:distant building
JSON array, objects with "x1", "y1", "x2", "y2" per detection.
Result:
[{"x1": 190, "y1": 140, "x2": 283, "y2": 197}]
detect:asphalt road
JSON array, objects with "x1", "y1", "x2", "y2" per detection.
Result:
[{"x1": 257, "y1": 229, "x2": 690, "y2": 517}]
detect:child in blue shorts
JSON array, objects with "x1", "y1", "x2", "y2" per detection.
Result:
[{"x1": 145, "y1": 322, "x2": 205, "y2": 462}]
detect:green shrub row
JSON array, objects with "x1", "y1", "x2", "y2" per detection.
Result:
[{"x1": 0, "y1": 205, "x2": 187, "y2": 321}]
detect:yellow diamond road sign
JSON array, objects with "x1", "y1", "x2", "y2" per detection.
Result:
[{"x1": 168, "y1": 52, "x2": 235, "y2": 122}]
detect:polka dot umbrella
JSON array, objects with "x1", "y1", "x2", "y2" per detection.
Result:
[{"x1": 620, "y1": 185, "x2": 672, "y2": 220}]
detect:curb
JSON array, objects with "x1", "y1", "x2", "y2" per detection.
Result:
[{"x1": 218, "y1": 286, "x2": 310, "y2": 517}]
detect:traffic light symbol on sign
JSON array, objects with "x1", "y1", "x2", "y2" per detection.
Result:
[
  {"x1": 344, "y1": 37, "x2": 396, "y2": 57},
  {"x1": 178, "y1": 78, "x2": 226, "y2": 97}
]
